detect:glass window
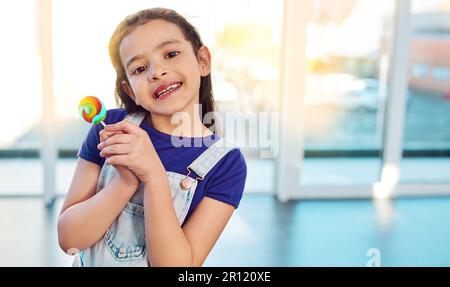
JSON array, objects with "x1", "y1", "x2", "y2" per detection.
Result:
[
  {"x1": 400, "y1": 0, "x2": 450, "y2": 183},
  {"x1": 299, "y1": 0, "x2": 395, "y2": 186},
  {"x1": 0, "y1": 0, "x2": 42, "y2": 195}
]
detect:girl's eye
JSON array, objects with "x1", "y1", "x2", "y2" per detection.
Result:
[
  {"x1": 132, "y1": 66, "x2": 147, "y2": 75},
  {"x1": 166, "y1": 51, "x2": 180, "y2": 59}
]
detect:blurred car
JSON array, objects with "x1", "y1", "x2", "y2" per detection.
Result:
[
  {"x1": 305, "y1": 73, "x2": 366, "y2": 108},
  {"x1": 305, "y1": 73, "x2": 409, "y2": 110}
]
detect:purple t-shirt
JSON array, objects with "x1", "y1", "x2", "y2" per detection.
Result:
[{"x1": 78, "y1": 108, "x2": 247, "y2": 222}]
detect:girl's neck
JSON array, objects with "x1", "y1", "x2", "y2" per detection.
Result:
[{"x1": 147, "y1": 109, "x2": 213, "y2": 138}]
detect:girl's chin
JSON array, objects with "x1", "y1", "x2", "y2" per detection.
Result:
[
  {"x1": 152, "y1": 97, "x2": 197, "y2": 113},
  {"x1": 148, "y1": 104, "x2": 188, "y2": 117}
]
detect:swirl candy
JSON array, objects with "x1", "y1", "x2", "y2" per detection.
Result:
[{"x1": 78, "y1": 96, "x2": 106, "y2": 126}]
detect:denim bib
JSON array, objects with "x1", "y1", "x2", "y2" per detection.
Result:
[{"x1": 75, "y1": 112, "x2": 236, "y2": 266}]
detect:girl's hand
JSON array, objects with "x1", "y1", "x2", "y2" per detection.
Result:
[
  {"x1": 98, "y1": 128, "x2": 140, "y2": 189},
  {"x1": 98, "y1": 120, "x2": 164, "y2": 184}
]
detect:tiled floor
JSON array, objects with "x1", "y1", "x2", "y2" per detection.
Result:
[{"x1": 1, "y1": 194, "x2": 450, "y2": 266}]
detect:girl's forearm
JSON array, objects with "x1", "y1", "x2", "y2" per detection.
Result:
[
  {"x1": 144, "y1": 173, "x2": 193, "y2": 267},
  {"x1": 57, "y1": 176, "x2": 137, "y2": 252}
]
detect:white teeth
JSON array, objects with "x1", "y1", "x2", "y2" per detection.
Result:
[{"x1": 156, "y1": 83, "x2": 181, "y2": 98}]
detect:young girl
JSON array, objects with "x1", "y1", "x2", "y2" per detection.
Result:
[{"x1": 57, "y1": 7, "x2": 247, "y2": 267}]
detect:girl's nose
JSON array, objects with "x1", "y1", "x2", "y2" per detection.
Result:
[{"x1": 148, "y1": 66, "x2": 167, "y2": 81}]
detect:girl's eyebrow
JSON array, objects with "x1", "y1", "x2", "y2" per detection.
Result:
[
  {"x1": 154, "y1": 39, "x2": 181, "y2": 51},
  {"x1": 125, "y1": 39, "x2": 181, "y2": 69}
]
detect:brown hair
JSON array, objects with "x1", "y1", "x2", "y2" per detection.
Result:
[{"x1": 108, "y1": 8, "x2": 215, "y2": 128}]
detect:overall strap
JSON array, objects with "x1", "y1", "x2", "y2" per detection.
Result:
[
  {"x1": 187, "y1": 137, "x2": 238, "y2": 180},
  {"x1": 124, "y1": 112, "x2": 146, "y2": 126}
]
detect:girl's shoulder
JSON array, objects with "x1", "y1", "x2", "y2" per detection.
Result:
[
  {"x1": 202, "y1": 144, "x2": 247, "y2": 209},
  {"x1": 207, "y1": 142, "x2": 247, "y2": 181},
  {"x1": 219, "y1": 147, "x2": 247, "y2": 171}
]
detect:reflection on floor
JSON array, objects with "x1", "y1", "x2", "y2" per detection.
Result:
[{"x1": 1, "y1": 194, "x2": 450, "y2": 266}]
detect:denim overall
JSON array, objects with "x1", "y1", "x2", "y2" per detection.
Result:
[{"x1": 75, "y1": 112, "x2": 236, "y2": 267}]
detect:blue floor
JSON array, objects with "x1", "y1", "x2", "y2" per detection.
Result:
[
  {"x1": 1, "y1": 194, "x2": 450, "y2": 266},
  {"x1": 208, "y1": 195, "x2": 450, "y2": 266}
]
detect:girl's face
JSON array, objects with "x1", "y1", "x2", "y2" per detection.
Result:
[{"x1": 119, "y1": 19, "x2": 210, "y2": 117}]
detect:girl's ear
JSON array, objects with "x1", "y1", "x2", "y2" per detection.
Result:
[
  {"x1": 121, "y1": 80, "x2": 140, "y2": 105},
  {"x1": 197, "y1": 46, "x2": 211, "y2": 77}
]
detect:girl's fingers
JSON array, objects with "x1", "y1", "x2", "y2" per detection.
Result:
[
  {"x1": 104, "y1": 120, "x2": 142, "y2": 135},
  {"x1": 105, "y1": 154, "x2": 128, "y2": 166},
  {"x1": 99, "y1": 144, "x2": 129, "y2": 158},
  {"x1": 97, "y1": 133, "x2": 132, "y2": 150},
  {"x1": 99, "y1": 129, "x2": 122, "y2": 142}
]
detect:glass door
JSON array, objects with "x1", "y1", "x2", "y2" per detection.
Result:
[
  {"x1": 400, "y1": 0, "x2": 450, "y2": 184},
  {"x1": 299, "y1": 0, "x2": 396, "y2": 188}
]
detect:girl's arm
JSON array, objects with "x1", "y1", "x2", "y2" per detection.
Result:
[
  {"x1": 143, "y1": 171, "x2": 235, "y2": 267},
  {"x1": 57, "y1": 158, "x2": 138, "y2": 252}
]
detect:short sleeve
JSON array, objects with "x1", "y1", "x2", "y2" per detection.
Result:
[
  {"x1": 77, "y1": 108, "x2": 127, "y2": 166},
  {"x1": 77, "y1": 123, "x2": 104, "y2": 166},
  {"x1": 205, "y1": 149, "x2": 247, "y2": 209}
]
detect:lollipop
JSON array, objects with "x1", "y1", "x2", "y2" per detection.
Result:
[{"x1": 78, "y1": 96, "x2": 106, "y2": 126}]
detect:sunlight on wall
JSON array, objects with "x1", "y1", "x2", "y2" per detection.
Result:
[{"x1": 0, "y1": 0, "x2": 42, "y2": 147}]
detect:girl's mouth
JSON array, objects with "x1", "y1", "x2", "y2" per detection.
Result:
[{"x1": 154, "y1": 82, "x2": 183, "y2": 101}]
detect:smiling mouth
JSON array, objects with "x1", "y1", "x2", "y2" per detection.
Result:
[{"x1": 154, "y1": 82, "x2": 183, "y2": 100}]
